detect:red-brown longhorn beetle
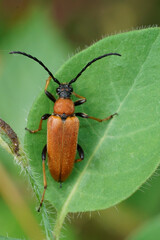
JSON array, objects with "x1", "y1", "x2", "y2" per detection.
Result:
[{"x1": 10, "y1": 51, "x2": 121, "y2": 211}]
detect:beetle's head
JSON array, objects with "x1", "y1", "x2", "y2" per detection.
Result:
[{"x1": 56, "y1": 83, "x2": 73, "y2": 98}]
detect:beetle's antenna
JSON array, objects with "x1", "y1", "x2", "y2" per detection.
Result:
[
  {"x1": 9, "y1": 51, "x2": 60, "y2": 85},
  {"x1": 69, "y1": 53, "x2": 121, "y2": 85}
]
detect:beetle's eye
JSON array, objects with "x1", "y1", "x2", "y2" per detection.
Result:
[
  {"x1": 69, "y1": 86, "x2": 73, "y2": 92},
  {"x1": 56, "y1": 88, "x2": 60, "y2": 93}
]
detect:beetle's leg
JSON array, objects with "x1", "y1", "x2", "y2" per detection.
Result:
[
  {"x1": 72, "y1": 91, "x2": 86, "y2": 99},
  {"x1": 38, "y1": 144, "x2": 47, "y2": 212},
  {"x1": 75, "y1": 144, "x2": 84, "y2": 163},
  {"x1": 74, "y1": 98, "x2": 86, "y2": 106},
  {"x1": 75, "y1": 112, "x2": 117, "y2": 122},
  {"x1": 45, "y1": 76, "x2": 56, "y2": 103},
  {"x1": 73, "y1": 91, "x2": 87, "y2": 106},
  {"x1": 25, "y1": 113, "x2": 51, "y2": 133}
]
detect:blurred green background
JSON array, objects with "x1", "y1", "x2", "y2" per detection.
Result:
[{"x1": 0, "y1": 1, "x2": 160, "y2": 240}]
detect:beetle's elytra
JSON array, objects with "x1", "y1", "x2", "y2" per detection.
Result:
[{"x1": 10, "y1": 51, "x2": 121, "y2": 211}]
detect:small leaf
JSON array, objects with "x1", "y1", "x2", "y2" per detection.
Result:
[
  {"x1": 127, "y1": 215, "x2": 160, "y2": 240},
  {"x1": 0, "y1": 118, "x2": 27, "y2": 166},
  {"x1": 24, "y1": 28, "x2": 160, "y2": 235}
]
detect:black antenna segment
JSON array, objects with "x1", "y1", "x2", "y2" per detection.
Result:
[
  {"x1": 9, "y1": 51, "x2": 60, "y2": 85},
  {"x1": 69, "y1": 52, "x2": 121, "y2": 85}
]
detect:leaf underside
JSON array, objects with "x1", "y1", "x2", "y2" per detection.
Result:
[{"x1": 24, "y1": 28, "x2": 160, "y2": 213}]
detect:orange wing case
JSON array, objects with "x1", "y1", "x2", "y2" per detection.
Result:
[{"x1": 47, "y1": 115, "x2": 79, "y2": 182}]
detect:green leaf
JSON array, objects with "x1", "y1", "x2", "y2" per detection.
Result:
[
  {"x1": 24, "y1": 27, "x2": 160, "y2": 237},
  {"x1": 127, "y1": 215, "x2": 160, "y2": 240}
]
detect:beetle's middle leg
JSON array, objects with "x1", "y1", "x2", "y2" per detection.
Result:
[
  {"x1": 25, "y1": 113, "x2": 51, "y2": 133},
  {"x1": 38, "y1": 144, "x2": 47, "y2": 212},
  {"x1": 75, "y1": 112, "x2": 117, "y2": 122},
  {"x1": 75, "y1": 144, "x2": 84, "y2": 163}
]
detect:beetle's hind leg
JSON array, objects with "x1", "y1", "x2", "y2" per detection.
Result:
[
  {"x1": 38, "y1": 144, "x2": 47, "y2": 212},
  {"x1": 75, "y1": 112, "x2": 117, "y2": 122},
  {"x1": 75, "y1": 144, "x2": 84, "y2": 163},
  {"x1": 25, "y1": 113, "x2": 51, "y2": 133}
]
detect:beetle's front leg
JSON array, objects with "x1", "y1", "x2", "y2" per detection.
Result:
[
  {"x1": 25, "y1": 113, "x2": 51, "y2": 133},
  {"x1": 44, "y1": 76, "x2": 57, "y2": 103},
  {"x1": 73, "y1": 91, "x2": 87, "y2": 106},
  {"x1": 38, "y1": 144, "x2": 47, "y2": 212},
  {"x1": 75, "y1": 112, "x2": 117, "y2": 122},
  {"x1": 75, "y1": 144, "x2": 84, "y2": 163}
]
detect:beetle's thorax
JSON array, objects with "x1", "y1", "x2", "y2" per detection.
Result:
[{"x1": 54, "y1": 98, "x2": 75, "y2": 115}]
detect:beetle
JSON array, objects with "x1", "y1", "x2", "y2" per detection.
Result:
[{"x1": 10, "y1": 51, "x2": 121, "y2": 211}]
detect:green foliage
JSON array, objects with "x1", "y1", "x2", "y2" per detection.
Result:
[
  {"x1": 1, "y1": 19, "x2": 160, "y2": 238},
  {"x1": 23, "y1": 27, "x2": 160, "y2": 238},
  {"x1": 127, "y1": 215, "x2": 160, "y2": 240},
  {"x1": 0, "y1": 8, "x2": 72, "y2": 240},
  {"x1": 0, "y1": 236, "x2": 22, "y2": 240},
  {"x1": 0, "y1": 8, "x2": 72, "y2": 142}
]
